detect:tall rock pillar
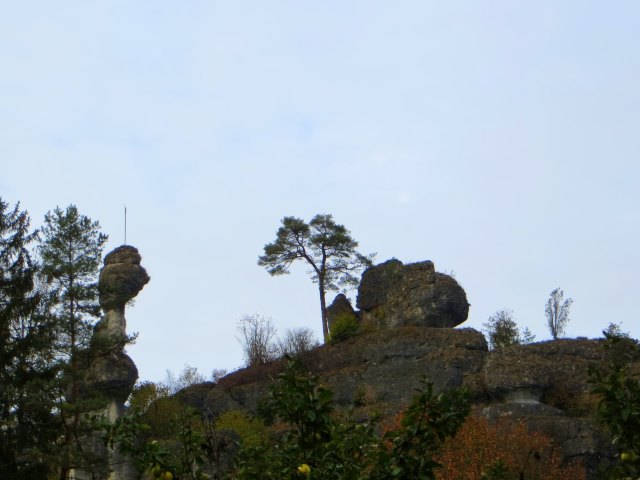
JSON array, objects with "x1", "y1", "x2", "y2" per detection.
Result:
[{"x1": 76, "y1": 245, "x2": 149, "y2": 479}]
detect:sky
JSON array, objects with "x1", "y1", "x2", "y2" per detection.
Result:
[{"x1": 1, "y1": 1, "x2": 639, "y2": 383}]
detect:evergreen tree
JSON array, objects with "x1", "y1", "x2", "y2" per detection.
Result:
[
  {"x1": 39, "y1": 205, "x2": 108, "y2": 478},
  {"x1": 40, "y1": 205, "x2": 108, "y2": 361},
  {"x1": 259, "y1": 214, "x2": 374, "y2": 342},
  {"x1": 0, "y1": 198, "x2": 59, "y2": 479},
  {"x1": 483, "y1": 309, "x2": 535, "y2": 350}
]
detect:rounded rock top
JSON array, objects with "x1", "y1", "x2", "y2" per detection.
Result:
[{"x1": 104, "y1": 245, "x2": 142, "y2": 265}]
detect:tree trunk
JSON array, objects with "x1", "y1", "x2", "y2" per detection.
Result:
[{"x1": 319, "y1": 281, "x2": 329, "y2": 343}]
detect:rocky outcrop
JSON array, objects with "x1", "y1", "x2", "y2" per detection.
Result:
[
  {"x1": 175, "y1": 330, "x2": 628, "y2": 479},
  {"x1": 356, "y1": 259, "x2": 469, "y2": 328},
  {"x1": 480, "y1": 339, "x2": 613, "y2": 474},
  {"x1": 99, "y1": 245, "x2": 150, "y2": 312},
  {"x1": 86, "y1": 245, "x2": 150, "y2": 411},
  {"x1": 326, "y1": 293, "x2": 357, "y2": 332},
  {"x1": 180, "y1": 327, "x2": 488, "y2": 423},
  {"x1": 76, "y1": 245, "x2": 149, "y2": 480}
]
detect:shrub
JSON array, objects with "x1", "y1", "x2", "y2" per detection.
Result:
[
  {"x1": 435, "y1": 416, "x2": 585, "y2": 480},
  {"x1": 232, "y1": 358, "x2": 470, "y2": 480},
  {"x1": 215, "y1": 410, "x2": 266, "y2": 449},
  {"x1": 236, "y1": 314, "x2": 277, "y2": 366},
  {"x1": 276, "y1": 327, "x2": 319, "y2": 357},
  {"x1": 589, "y1": 330, "x2": 640, "y2": 479},
  {"x1": 330, "y1": 312, "x2": 359, "y2": 343}
]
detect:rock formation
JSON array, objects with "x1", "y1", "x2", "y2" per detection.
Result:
[
  {"x1": 170, "y1": 259, "x2": 618, "y2": 479},
  {"x1": 76, "y1": 245, "x2": 149, "y2": 480},
  {"x1": 356, "y1": 259, "x2": 469, "y2": 328},
  {"x1": 180, "y1": 330, "x2": 616, "y2": 479},
  {"x1": 326, "y1": 293, "x2": 358, "y2": 332}
]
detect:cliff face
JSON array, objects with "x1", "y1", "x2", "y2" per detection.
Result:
[
  {"x1": 180, "y1": 329, "x2": 619, "y2": 478},
  {"x1": 177, "y1": 260, "x2": 626, "y2": 479}
]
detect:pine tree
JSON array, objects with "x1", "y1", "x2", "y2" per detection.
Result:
[
  {"x1": 259, "y1": 214, "x2": 374, "y2": 342},
  {"x1": 40, "y1": 205, "x2": 108, "y2": 361},
  {"x1": 39, "y1": 205, "x2": 108, "y2": 478}
]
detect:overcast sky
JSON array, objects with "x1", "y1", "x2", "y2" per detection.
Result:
[{"x1": 2, "y1": 1, "x2": 639, "y2": 383}]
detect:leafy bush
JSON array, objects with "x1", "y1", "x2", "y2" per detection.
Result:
[
  {"x1": 231, "y1": 358, "x2": 469, "y2": 480},
  {"x1": 329, "y1": 312, "x2": 359, "y2": 343},
  {"x1": 215, "y1": 410, "x2": 266, "y2": 449},
  {"x1": 436, "y1": 416, "x2": 586, "y2": 480},
  {"x1": 482, "y1": 309, "x2": 535, "y2": 350},
  {"x1": 589, "y1": 330, "x2": 640, "y2": 479}
]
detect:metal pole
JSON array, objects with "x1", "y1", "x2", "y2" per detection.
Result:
[{"x1": 124, "y1": 205, "x2": 127, "y2": 245}]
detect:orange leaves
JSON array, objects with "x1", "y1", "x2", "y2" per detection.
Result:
[{"x1": 435, "y1": 416, "x2": 585, "y2": 480}]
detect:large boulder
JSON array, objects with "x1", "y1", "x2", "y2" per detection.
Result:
[
  {"x1": 82, "y1": 352, "x2": 139, "y2": 404},
  {"x1": 356, "y1": 259, "x2": 469, "y2": 328},
  {"x1": 99, "y1": 245, "x2": 150, "y2": 312}
]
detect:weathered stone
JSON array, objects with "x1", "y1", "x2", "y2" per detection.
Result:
[
  {"x1": 483, "y1": 339, "x2": 604, "y2": 404},
  {"x1": 176, "y1": 330, "x2": 632, "y2": 479},
  {"x1": 356, "y1": 259, "x2": 469, "y2": 328},
  {"x1": 327, "y1": 293, "x2": 357, "y2": 332},
  {"x1": 75, "y1": 245, "x2": 148, "y2": 480},
  {"x1": 191, "y1": 326, "x2": 488, "y2": 415},
  {"x1": 104, "y1": 245, "x2": 142, "y2": 265},
  {"x1": 83, "y1": 352, "x2": 138, "y2": 404},
  {"x1": 99, "y1": 245, "x2": 149, "y2": 311}
]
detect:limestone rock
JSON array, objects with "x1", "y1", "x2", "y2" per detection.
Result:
[
  {"x1": 188, "y1": 326, "x2": 488, "y2": 415},
  {"x1": 82, "y1": 352, "x2": 138, "y2": 404},
  {"x1": 483, "y1": 339, "x2": 603, "y2": 404},
  {"x1": 327, "y1": 293, "x2": 357, "y2": 332},
  {"x1": 174, "y1": 330, "x2": 632, "y2": 480},
  {"x1": 99, "y1": 245, "x2": 150, "y2": 312},
  {"x1": 356, "y1": 259, "x2": 469, "y2": 328}
]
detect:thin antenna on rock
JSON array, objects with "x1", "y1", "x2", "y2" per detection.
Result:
[{"x1": 124, "y1": 205, "x2": 127, "y2": 245}]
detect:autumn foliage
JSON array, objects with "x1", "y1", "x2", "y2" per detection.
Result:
[{"x1": 435, "y1": 416, "x2": 586, "y2": 480}]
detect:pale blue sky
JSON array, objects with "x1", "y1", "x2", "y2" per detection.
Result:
[{"x1": 2, "y1": 1, "x2": 639, "y2": 382}]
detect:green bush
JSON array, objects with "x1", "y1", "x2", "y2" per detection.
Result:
[
  {"x1": 589, "y1": 331, "x2": 640, "y2": 480},
  {"x1": 215, "y1": 410, "x2": 266, "y2": 448},
  {"x1": 232, "y1": 358, "x2": 469, "y2": 480},
  {"x1": 330, "y1": 313, "x2": 359, "y2": 343}
]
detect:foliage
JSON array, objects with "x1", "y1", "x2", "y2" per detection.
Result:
[
  {"x1": 374, "y1": 381, "x2": 470, "y2": 480},
  {"x1": 231, "y1": 358, "x2": 469, "y2": 480},
  {"x1": 40, "y1": 204, "x2": 108, "y2": 358},
  {"x1": 329, "y1": 312, "x2": 359, "y2": 344},
  {"x1": 211, "y1": 368, "x2": 229, "y2": 383},
  {"x1": 435, "y1": 416, "x2": 586, "y2": 480},
  {"x1": 482, "y1": 309, "x2": 535, "y2": 350},
  {"x1": 258, "y1": 214, "x2": 374, "y2": 342},
  {"x1": 163, "y1": 364, "x2": 207, "y2": 394},
  {"x1": 544, "y1": 288, "x2": 573, "y2": 340},
  {"x1": 276, "y1": 327, "x2": 319, "y2": 357},
  {"x1": 0, "y1": 198, "x2": 60, "y2": 479},
  {"x1": 215, "y1": 410, "x2": 267, "y2": 449},
  {"x1": 588, "y1": 330, "x2": 640, "y2": 479},
  {"x1": 104, "y1": 407, "x2": 222, "y2": 480},
  {"x1": 236, "y1": 314, "x2": 277, "y2": 367},
  {"x1": 129, "y1": 380, "x2": 171, "y2": 414},
  {"x1": 38, "y1": 204, "x2": 110, "y2": 478}
]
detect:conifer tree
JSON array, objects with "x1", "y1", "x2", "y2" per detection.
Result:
[
  {"x1": 40, "y1": 205, "x2": 108, "y2": 361},
  {"x1": 0, "y1": 198, "x2": 59, "y2": 479},
  {"x1": 39, "y1": 205, "x2": 108, "y2": 478},
  {"x1": 259, "y1": 214, "x2": 374, "y2": 342}
]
